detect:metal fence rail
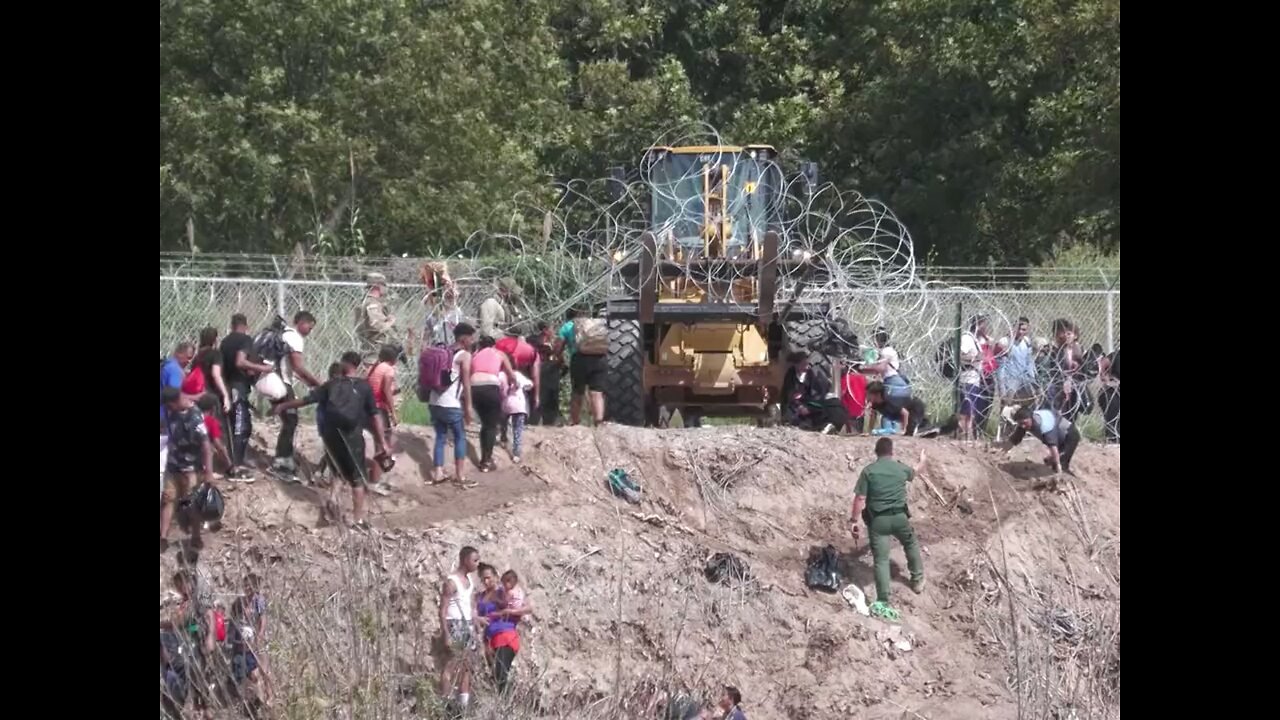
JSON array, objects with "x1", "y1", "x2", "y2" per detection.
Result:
[{"x1": 160, "y1": 274, "x2": 1118, "y2": 434}]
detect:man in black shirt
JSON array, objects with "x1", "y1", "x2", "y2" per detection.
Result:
[
  {"x1": 865, "y1": 381, "x2": 927, "y2": 436},
  {"x1": 273, "y1": 351, "x2": 388, "y2": 531},
  {"x1": 219, "y1": 314, "x2": 272, "y2": 477}
]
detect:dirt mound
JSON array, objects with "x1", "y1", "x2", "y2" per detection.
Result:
[{"x1": 161, "y1": 423, "x2": 1120, "y2": 719}]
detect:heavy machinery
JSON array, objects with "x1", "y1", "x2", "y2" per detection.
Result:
[{"x1": 602, "y1": 144, "x2": 851, "y2": 426}]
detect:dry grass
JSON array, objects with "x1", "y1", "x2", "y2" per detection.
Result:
[
  {"x1": 971, "y1": 491, "x2": 1121, "y2": 720},
  {"x1": 163, "y1": 523, "x2": 756, "y2": 719}
]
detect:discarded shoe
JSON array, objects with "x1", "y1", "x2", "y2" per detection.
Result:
[
  {"x1": 607, "y1": 469, "x2": 642, "y2": 503},
  {"x1": 842, "y1": 584, "x2": 870, "y2": 616}
]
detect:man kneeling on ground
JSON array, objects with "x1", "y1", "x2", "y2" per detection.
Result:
[
  {"x1": 782, "y1": 352, "x2": 844, "y2": 433},
  {"x1": 864, "y1": 382, "x2": 957, "y2": 438},
  {"x1": 273, "y1": 351, "x2": 389, "y2": 531},
  {"x1": 1005, "y1": 406, "x2": 1081, "y2": 481}
]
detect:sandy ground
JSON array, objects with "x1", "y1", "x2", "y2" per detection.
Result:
[{"x1": 160, "y1": 420, "x2": 1120, "y2": 719}]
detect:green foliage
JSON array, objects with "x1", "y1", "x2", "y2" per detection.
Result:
[
  {"x1": 161, "y1": 0, "x2": 1120, "y2": 265},
  {"x1": 1029, "y1": 245, "x2": 1120, "y2": 290}
]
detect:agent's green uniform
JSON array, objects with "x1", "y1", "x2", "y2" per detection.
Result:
[{"x1": 855, "y1": 456, "x2": 925, "y2": 603}]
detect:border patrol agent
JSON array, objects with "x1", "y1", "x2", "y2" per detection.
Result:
[{"x1": 851, "y1": 438, "x2": 927, "y2": 620}]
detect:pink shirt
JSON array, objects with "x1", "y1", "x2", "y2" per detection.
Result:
[{"x1": 471, "y1": 347, "x2": 503, "y2": 377}]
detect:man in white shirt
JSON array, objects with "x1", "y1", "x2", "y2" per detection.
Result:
[{"x1": 272, "y1": 311, "x2": 321, "y2": 479}]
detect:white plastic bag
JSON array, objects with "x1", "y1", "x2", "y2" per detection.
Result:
[{"x1": 255, "y1": 372, "x2": 288, "y2": 401}]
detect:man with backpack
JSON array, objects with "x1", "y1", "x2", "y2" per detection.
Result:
[
  {"x1": 567, "y1": 310, "x2": 608, "y2": 425},
  {"x1": 420, "y1": 322, "x2": 476, "y2": 487},
  {"x1": 273, "y1": 351, "x2": 389, "y2": 531},
  {"x1": 257, "y1": 311, "x2": 321, "y2": 480},
  {"x1": 850, "y1": 438, "x2": 927, "y2": 621}
]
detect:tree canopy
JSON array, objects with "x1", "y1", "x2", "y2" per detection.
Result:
[{"x1": 160, "y1": 0, "x2": 1119, "y2": 265}]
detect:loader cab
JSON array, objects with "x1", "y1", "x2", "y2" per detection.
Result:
[{"x1": 642, "y1": 145, "x2": 783, "y2": 260}]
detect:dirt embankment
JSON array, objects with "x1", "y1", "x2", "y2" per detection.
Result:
[{"x1": 161, "y1": 422, "x2": 1120, "y2": 720}]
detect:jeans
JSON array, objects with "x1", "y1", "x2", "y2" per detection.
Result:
[
  {"x1": 430, "y1": 406, "x2": 467, "y2": 466},
  {"x1": 883, "y1": 374, "x2": 911, "y2": 400},
  {"x1": 509, "y1": 413, "x2": 527, "y2": 457}
]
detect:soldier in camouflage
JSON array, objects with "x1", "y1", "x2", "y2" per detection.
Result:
[{"x1": 357, "y1": 272, "x2": 400, "y2": 368}]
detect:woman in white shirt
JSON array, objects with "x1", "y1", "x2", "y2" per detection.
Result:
[{"x1": 858, "y1": 327, "x2": 911, "y2": 401}]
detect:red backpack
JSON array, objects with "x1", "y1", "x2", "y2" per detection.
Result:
[{"x1": 181, "y1": 365, "x2": 206, "y2": 395}]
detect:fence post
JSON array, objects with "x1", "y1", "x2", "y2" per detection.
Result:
[
  {"x1": 953, "y1": 301, "x2": 963, "y2": 416},
  {"x1": 1105, "y1": 290, "x2": 1115, "y2": 352},
  {"x1": 276, "y1": 280, "x2": 286, "y2": 318}
]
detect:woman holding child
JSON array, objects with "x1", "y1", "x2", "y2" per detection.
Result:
[{"x1": 475, "y1": 563, "x2": 531, "y2": 695}]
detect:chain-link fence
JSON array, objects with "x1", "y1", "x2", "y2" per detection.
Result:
[{"x1": 159, "y1": 273, "x2": 1119, "y2": 436}]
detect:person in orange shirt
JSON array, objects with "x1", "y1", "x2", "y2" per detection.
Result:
[{"x1": 367, "y1": 345, "x2": 400, "y2": 435}]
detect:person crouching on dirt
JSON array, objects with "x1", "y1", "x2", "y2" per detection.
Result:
[
  {"x1": 864, "y1": 381, "x2": 933, "y2": 437},
  {"x1": 850, "y1": 439, "x2": 927, "y2": 621},
  {"x1": 1005, "y1": 406, "x2": 1081, "y2": 480},
  {"x1": 272, "y1": 351, "x2": 389, "y2": 532},
  {"x1": 781, "y1": 352, "x2": 837, "y2": 432}
]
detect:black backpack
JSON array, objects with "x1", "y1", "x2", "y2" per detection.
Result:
[
  {"x1": 324, "y1": 377, "x2": 365, "y2": 431},
  {"x1": 935, "y1": 339, "x2": 958, "y2": 380},
  {"x1": 253, "y1": 316, "x2": 289, "y2": 365},
  {"x1": 805, "y1": 544, "x2": 842, "y2": 592}
]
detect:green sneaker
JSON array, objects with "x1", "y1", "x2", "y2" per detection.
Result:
[{"x1": 870, "y1": 601, "x2": 902, "y2": 621}]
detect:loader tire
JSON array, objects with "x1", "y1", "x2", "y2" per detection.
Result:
[
  {"x1": 784, "y1": 318, "x2": 835, "y2": 383},
  {"x1": 606, "y1": 318, "x2": 648, "y2": 427}
]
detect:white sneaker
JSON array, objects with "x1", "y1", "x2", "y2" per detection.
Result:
[
  {"x1": 822, "y1": 423, "x2": 836, "y2": 435},
  {"x1": 371, "y1": 482, "x2": 392, "y2": 497}
]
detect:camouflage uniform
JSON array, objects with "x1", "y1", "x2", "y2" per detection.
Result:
[{"x1": 356, "y1": 272, "x2": 398, "y2": 365}]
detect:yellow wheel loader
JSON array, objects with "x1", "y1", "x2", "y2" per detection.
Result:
[{"x1": 603, "y1": 144, "x2": 854, "y2": 426}]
